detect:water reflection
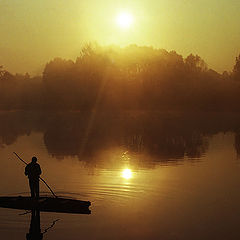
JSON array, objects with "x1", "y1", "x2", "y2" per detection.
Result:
[
  {"x1": 0, "y1": 118, "x2": 239, "y2": 240},
  {"x1": 26, "y1": 210, "x2": 60, "y2": 240},
  {"x1": 122, "y1": 169, "x2": 133, "y2": 179},
  {"x1": 1, "y1": 111, "x2": 240, "y2": 166},
  {"x1": 26, "y1": 210, "x2": 43, "y2": 240}
]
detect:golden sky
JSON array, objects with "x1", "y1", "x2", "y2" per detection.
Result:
[{"x1": 0, "y1": 0, "x2": 240, "y2": 74}]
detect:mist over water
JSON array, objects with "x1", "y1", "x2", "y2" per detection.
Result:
[{"x1": 0, "y1": 111, "x2": 240, "y2": 239}]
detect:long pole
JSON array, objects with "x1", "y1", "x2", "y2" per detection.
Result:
[{"x1": 13, "y1": 152, "x2": 57, "y2": 198}]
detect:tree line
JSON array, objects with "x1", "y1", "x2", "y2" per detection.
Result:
[{"x1": 1, "y1": 44, "x2": 240, "y2": 111}]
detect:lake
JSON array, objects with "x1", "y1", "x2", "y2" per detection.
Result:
[{"x1": 0, "y1": 111, "x2": 240, "y2": 240}]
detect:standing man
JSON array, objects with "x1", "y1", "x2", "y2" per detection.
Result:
[{"x1": 25, "y1": 157, "x2": 42, "y2": 198}]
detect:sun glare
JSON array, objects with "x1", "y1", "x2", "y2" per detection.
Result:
[
  {"x1": 116, "y1": 12, "x2": 134, "y2": 29},
  {"x1": 122, "y1": 169, "x2": 133, "y2": 179}
]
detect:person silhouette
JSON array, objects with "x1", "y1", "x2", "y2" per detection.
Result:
[
  {"x1": 25, "y1": 157, "x2": 42, "y2": 198},
  {"x1": 26, "y1": 209, "x2": 43, "y2": 240}
]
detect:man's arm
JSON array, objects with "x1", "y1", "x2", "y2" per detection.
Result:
[{"x1": 25, "y1": 165, "x2": 29, "y2": 176}]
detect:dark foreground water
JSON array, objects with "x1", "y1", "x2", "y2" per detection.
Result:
[{"x1": 0, "y1": 111, "x2": 240, "y2": 240}]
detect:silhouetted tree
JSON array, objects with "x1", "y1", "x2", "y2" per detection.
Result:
[
  {"x1": 185, "y1": 54, "x2": 207, "y2": 72},
  {"x1": 233, "y1": 54, "x2": 240, "y2": 81}
]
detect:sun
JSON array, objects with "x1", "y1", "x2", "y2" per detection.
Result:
[
  {"x1": 116, "y1": 12, "x2": 134, "y2": 29},
  {"x1": 122, "y1": 169, "x2": 133, "y2": 179}
]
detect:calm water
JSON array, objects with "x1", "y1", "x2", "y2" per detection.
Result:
[{"x1": 0, "y1": 111, "x2": 240, "y2": 239}]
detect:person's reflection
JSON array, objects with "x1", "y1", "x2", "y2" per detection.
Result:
[{"x1": 26, "y1": 209, "x2": 43, "y2": 240}]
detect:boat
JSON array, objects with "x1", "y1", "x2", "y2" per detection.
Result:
[{"x1": 0, "y1": 196, "x2": 91, "y2": 214}]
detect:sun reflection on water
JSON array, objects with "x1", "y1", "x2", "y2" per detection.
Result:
[{"x1": 122, "y1": 168, "x2": 133, "y2": 179}]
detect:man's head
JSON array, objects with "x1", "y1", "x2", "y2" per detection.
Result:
[{"x1": 32, "y1": 156, "x2": 37, "y2": 163}]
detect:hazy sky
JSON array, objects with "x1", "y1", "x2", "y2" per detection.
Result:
[{"x1": 0, "y1": 0, "x2": 240, "y2": 74}]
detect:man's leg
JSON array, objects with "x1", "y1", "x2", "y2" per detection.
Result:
[
  {"x1": 29, "y1": 179, "x2": 35, "y2": 198},
  {"x1": 36, "y1": 179, "x2": 39, "y2": 198},
  {"x1": 35, "y1": 179, "x2": 40, "y2": 198}
]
